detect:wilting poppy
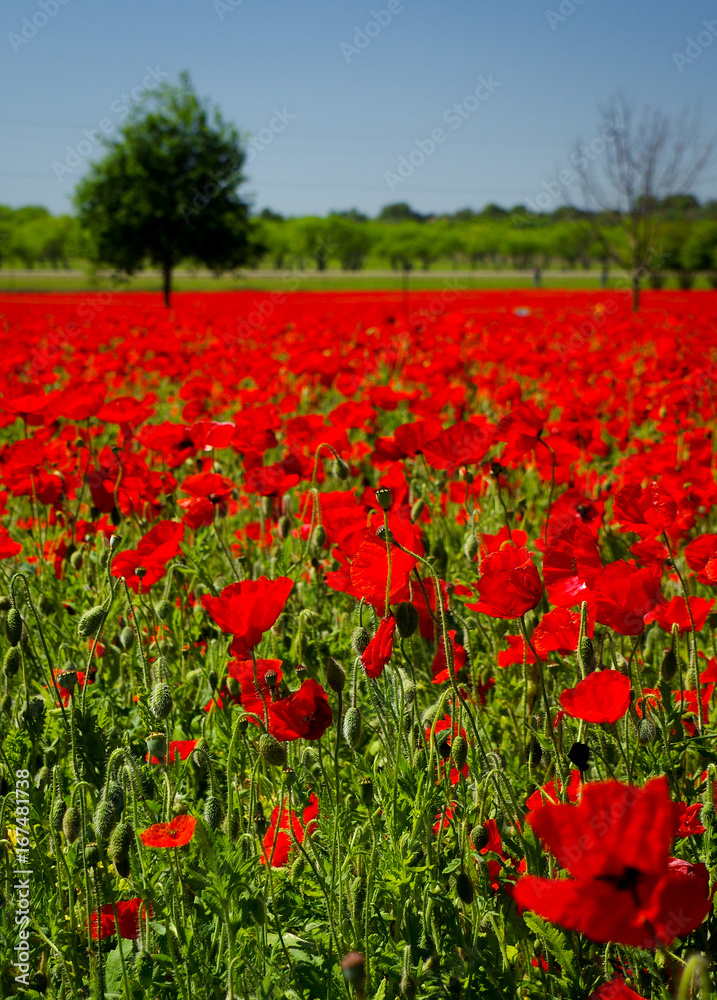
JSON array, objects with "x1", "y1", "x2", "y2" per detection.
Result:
[
  {"x1": 513, "y1": 776, "x2": 712, "y2": 948},
  {"x1": 140, "y1": 814, "x2": 197, "y2": 848},
  {"x1": 559, "y1": 670, "x2": 632, "y2": 725},
  {"x1": 202, "y1": 576, "x2": 293, "y2": 656},
  {"x1": 361, "y1": 616, "x2": 397, "y2": 679}
]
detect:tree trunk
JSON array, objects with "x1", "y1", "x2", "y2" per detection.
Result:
[
  {"x1": 162, "y1": 262, "x2": 172, "y2": 308},
  {"x1": 631, "y1": 273, "x2": 640, "y2": 312}
]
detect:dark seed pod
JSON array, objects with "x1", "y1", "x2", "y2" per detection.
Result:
[
  {"x1": 62, "y1": 805, "x2": 82, "y2": 843},
  {"x1": 3, "y1": 646, "x2": 21, "y2": 678},
  {"x1": 637, "y1": 718, "x2": 657, "y2": 744},
  {"x1": 114, "y1": 854, "x2": 131, "y2": 878},
  {"x1": 343, "y1": 707, "x2": 362, "y2": 749},
  {"x1": 452, "y1": 736, "x2": 468, "y2": 771},
  {"x1": 456, "y1": 871, "x2": 475, "y2": 904},
  {"x1": 6, "y1": 608, "x2": 22, "y2": 647},
  {"x1": 146, "y1": 732, "x2": 166, "y2": 761},
  {"x1": 259, "y1": 734, "x2": 286, "y2": 767},
  {"x1": 203, "y1": 796, "x2": 223, "y2": 830},
  {"x1": 351, "y1": 625, "x2": 370, "y2": 656},
  {"x1": 567, "y1": 740, "x2": 591, "y2": 773},
  {"x1": 109, "y1": 820, "x2": 133, "y2": 861},
  {"x1": 360, "y1": 778, "x2": 374, "y2": 807},
  {"x1": 526, "y1": 736, "x2": 543, "y2": 767},
  {"x1": 375, "y1": 486, "x2": 393, "y2": 511},
  {"x1": 150, "y1": 682, "x2": 173, "y2": 720},
  {"x1": 93, "y1": 802, "x2": 116, "y2": 841},
  {"x1": 661, "y1": 648, "x2": 677, "y2": 683},
  {"x1": 77, "y1": 606, "x2": 106, "y2": 638},
  {"x1": 395, "y1": 602, "x2": 419, "y2": 639}
]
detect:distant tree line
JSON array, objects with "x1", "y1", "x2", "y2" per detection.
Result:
[{"x1": 3, "y1": 197, "x2": 717, "y2": 287}]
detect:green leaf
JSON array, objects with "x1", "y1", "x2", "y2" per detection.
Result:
[
  {"x1": 372, "y1": 979, "x2": 388, "y2": 1000},
  {"x1": 522, "y1": 912, "x2": 577, "y2": 982}
]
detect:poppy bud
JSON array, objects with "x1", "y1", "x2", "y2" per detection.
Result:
[
  {"x1": 463, "y1": 533, "x2": 479, "y2": 561},
  {"x1": 579, "y1": 636, "x2": 596, "y2": 674},
  {"x1": 93, "y1": 802, "x2": 115, "y2": 841},
  {"x1": 410, "y1": 499, "x2": 425, "y2": 523},
  {"x1": 343, "y1": 707, "x2": 362, "y2": 749},
  {"x1": 3, "y1": 646, "x2": 21, "y2": 679},
  {"x1": 77, "y1": 606, "x2": 106, "y2": 638},
  {"x1": 114, "y1": 854, "x2": 131, "y2": 878},
  {"x1": 6, "y1": 608, "x2": 22, "y2": 647},
  {"x1": 259, "y1": 734, "x2": 286, "y2": 767},
  {"x1": 226, "y1": 676, "x2": 241, "y2": 699},
  {"x1": 351, "y1": 626, "x2": 370, "y2": 656},
  {"x1": 325, "y1": 656, "x2": 346, "y2": 693},
  {"x1": 261, "y1": 496, "x2": 273, "y2": 518},
  {"x1": 471, "y1": 824, "x2": 490, "y2": 851},
  {"x1": 302, "y1": 747, "x2": 318, "y2": 779},
  {"x1": 452, "y1": 736, "x2": 468, "y2": 770},
  {"x1": 105, "y1": 783, "x2": 125, "y2": 817},
  {"x1": 660, "y1": 648, "x2": 677, "y2": 683},
  {"x1": 62, "y1": 805, "x2": 82, "y2": 843},
  {"x1": 312, "y1": 525, "x2": 326, "y2": 549},
  {"x1": 400, "y1": 971, "x2": 418, "y2": 999},
  {"x1": 395, "y1": 602, "x2": 419, "y2": 639},
  {"x1": 637, "y1": 718, "x2": 656, "y2": 744},
  {"x1": 247, "y1": 896, "x2": 266, "y2": 925},
  {"x1": 117, "y1": 625, "x2": 134, "y2": 651},
  {"x1": 50, "y1": 799, "x2": 65, "y2": 833},
  {"x1": 203, "y1": 796, "x2": 223, "y2": 830},
  {"x1": 375, "y1": 487, "x2": 393, "y2": 511},
  {"x1": 333, "y1": 458, "x2": 350, "y2": 481},
  {"x1": 155, "y1": 599, "x2": 172, "y2": 621},
  {"x1": 435, "y1": 729, "x2": 451, "y2": 759},
  {"x1": 360, "y1": 777, "x2": 374, "y2": 807},
  {"x1": 150, "y1": 682, "x2": 173, "y2": 720},
  {"x1": 685, "y1": 668, "x2": 697, "y2": 691},
  {"x1": 455, "y1": 871, "x2": 475, "y2": 904},
  {"x1": 146, "y1": 732, "x2": 167, "y2": 761},
  {"x1": 107, "y1": 819, "x2": 133, "y2": 862},
  {"x1": 84, "y1": 842, "x2": 100, "y2": 867},
  {"x1": 291, "y1": 855, "x2": 306, "y2": 883},
  {"x1": 277, "y1": 515, "x2": 292, "y2": 539},
  {"x1": 567, "y1": 740, "x2": 590, "y2": 773}
]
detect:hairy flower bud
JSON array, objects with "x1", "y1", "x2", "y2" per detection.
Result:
[
  {"x1": 3, "y1": 646, "x2": 21, "y2": 679},
  {"x1": 351, "y1": 625, "x2": 370, "y2": 656},
  {"x1": 77, "y1": 606, "x2": 106, "y2": 638},
  {"x1": 6, "y1": 608, "x2": 22, "y2": 647},
  {"x1": 637, "y1": 718, "x2": 657, "y2": 744},
  {"x1": 455, "y1": 871, "x2": 475, "y2": 904},
  {"x1": 203, "y1": 795, "x2": 223, "y2": 830},
  {"x1": 451, "y1": 735, "x2": 468, "y2": 771},
  {"x1": 155, "y1": 599, "x2": 172, "y2": 621},
  {"x1": 62, "y1": 805, "x2": 82, "y2": 843},
  {"x1": 259, "y1": 734, "x2": 286, "y2": 767},
  {"x1": 150, "y1": 682, "x2": 174, "y2": 721},
  {"x1": 109, "y1": 820, "x2": 134, "y2": 861},
  {"x1": 93, "y1": 802, "x2": 116, "y2": 841},
  {"x1": 394, "y1": 602, "x2": 419, "y2": 639},
  {"x1": 343, "y1": 707, "x2": 363, "y2": 749},
  {"x1": 579, "y1": 636, "x2": 596, "y2": 673},
  {"x1": 463, "y1": 533, "x2": 479, "y2": 561},
  {"x1": 119, "y1": 625, "x2": 135, "y2": 651},
  {"x1": 325, "y1": 656, "x2": 346, "y2": 693}
]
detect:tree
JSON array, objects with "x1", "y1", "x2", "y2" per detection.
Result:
[
  {"x1": 74, "y1": 73, "x2": 253, "y2": 307},
  {"x1": 572, "y1": 93, "x2": 715, "y2": 309}
]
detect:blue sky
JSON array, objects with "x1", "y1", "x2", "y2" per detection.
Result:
[{"x1": 2, "y1": 0, "x2": 716, "y2": 218}]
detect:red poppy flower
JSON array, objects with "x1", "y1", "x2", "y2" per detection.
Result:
[
  {"x1": 428, "y1": 716, "x2": 468, "y2": 785},
  {"x1": 467, "y1": 543, "x2": 543, "y2": 619},
  {"x1": 202, "y1": 576, "x2": 293, "y2": 655},
  {"x1": 268, "y1": 678, "x2": 333, "y2": 741},
  {"x1": 612, "y1": 482, "x2": 677, "y2": 538},
  {"x1": 525, "y1": 770, "x2": 582, "y2": 811},
  {"x1": 513, "y1": 777, "x2": 712, "y2": 948},
  {"x1": 140, "y1": 814, "x2": 197, "y2": 848},
  {"x1": 589, "y1": 561, "x2": 664, "y2": 636},
  {"x1": 587, "y1": 982, "x2": 648, "y2": 1000},
  {"x1": 0, "y1": 525, "x2": 21, "y2": 560},
  {"x1": 147, "y1": 739, "x2": 198, "y2": 765},
  {"x1": 177, "y1": 471, "x2": 235, "y2": 529},
  {"x1": 361, "y1": 616, "x2": 396, "y2": 679},
  {"x1": 674, "y1": 802, "x2": 706, "y2": 837},
  {"x1": 684, "y1": 533, "x2": 717, "y2": 585},
  {"x1": 532, "y1": 607, "x2": 593, "y2": 658},
  {"x1": 90, "y1": 898, "x2": 150, "y2": 940},
  {"x1": 559, "y1": 670, "x2": 632, "y2": 725},
  {"x1": 644, "y1": 595, "x2": 715, "y2": 634},
  {"x1": 349, "y1": 513, "x2": 424, "y2": 611},
  {"x1": 543, "y1": 522, "x2": 602, "y2": 608},
  {"x1": 261, "y1": 793, "x2": 319, "y2": 867}
]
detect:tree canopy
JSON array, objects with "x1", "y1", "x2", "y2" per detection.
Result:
[{"x1": 74, "y1": 73, "x2": 254, "y2": 306}]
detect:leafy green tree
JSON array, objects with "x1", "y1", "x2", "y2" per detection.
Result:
[
  {"x1": 325, "y1": 215, "x2": 373, "y2": 271},
  {"x1": 74, "y1": 73, "x2": 253, "y2": 306},
  {"x1": 681, "y1": 221, "x2": 717, "y2": 287}
]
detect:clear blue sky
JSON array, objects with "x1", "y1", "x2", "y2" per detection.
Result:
[{"x1": 2, "y1": 0, "x2": 716, "y2": 218}]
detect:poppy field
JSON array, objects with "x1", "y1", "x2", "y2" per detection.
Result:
[{"x1": 2, "y1": 287, "x2": 717, "y2": 1000}]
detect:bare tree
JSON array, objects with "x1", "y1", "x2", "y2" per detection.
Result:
[{"x1": 572, "y1": 93, "x2": 715, "y2": 310}]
